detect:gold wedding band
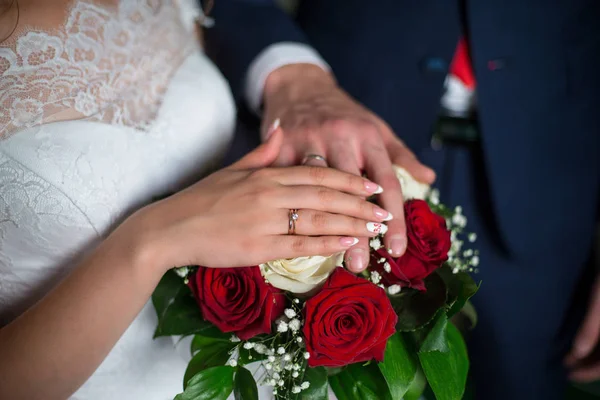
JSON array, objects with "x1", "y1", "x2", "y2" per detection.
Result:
[
  {"x1": 288, "y1": 209, "x2": 299, "y2": 235},
  {"x1": 301, "y1": 154, "x2": 328, "y2": 166}
]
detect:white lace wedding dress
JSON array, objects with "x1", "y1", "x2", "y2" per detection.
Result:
[{"x1": 0, "y1": 1, "x2": 236, "y2": 398}]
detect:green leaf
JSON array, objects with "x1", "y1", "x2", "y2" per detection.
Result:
[
  {"x1": 233, "y1": 367, "x2": 259, "y2": 400},
  {"x1": 152, "y1": 270, "x2": 210, "y2": 337},
  {"x1": 292, "y1": 367, "x2": 328, "y2": 400},
  {"x1": 390, "y1": 273, "x2": 448, "y2": 332},
  {"x1": 419, "y1": 311, "x2": 450, "y2": 353},
  {"x1": 184, "y1": 340, "x2": 236, "y2": 388},
  {"x1": 190, "y1": 330, "x2": 232, "y2": 355},
  {"x1": 403, "y1": 368, "x2": 427, "y2": 400},
  {"x1": 436, "y1": 266, "x2": 479, "y2": 318},
  {"x1": 377, "y1": 333, "x2": 419, "y2": 399},
  {"x1": 329, "y1": 363, "x2": 392, "y2": 400},
  {"x1": 175, "y1": 366, "x2": 234, "y2": 400},
  {"x1": 418, "y1": 323, "x2": 469, "y2": 400}
]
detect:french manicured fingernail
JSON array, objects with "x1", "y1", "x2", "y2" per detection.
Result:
[
  {"x1": 388, "y1": 235, "x2": 406, "y2": 257},
  {"x1": 364, "y1": 180, "x2": 383, "y2": 194},
  {"x1": 373, "y1": 207, "x2": 393, "y2": 221},
  {"x1": 265, "y1": 118, "x2": 280, "y2": 140},
  {"x1": 340, "y1": 237, "x2": 359, "y2": 247},
  {"x1": 348, "y1": 248, "x2": 367, "y2": 271},
  {"x1": 367, "y1": 222, "x2": 388, "y2": 235}
]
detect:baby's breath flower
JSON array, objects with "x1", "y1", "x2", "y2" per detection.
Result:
[
  {"x1": 471, "y1": 256, "x2": 480, "y2": 267},
  {"x1": 296, "y1": 337, "x2": 303, "y2": 344},
  {"x1": 243, "y1": 342, "x2": 254, "y2": 350},
  {"x1": 174, "y1": 266, "x2": 189, "y2": 278},
  {"x1": 284, "y1": 308, "x2": 297, "y2": 319},
  {"x1": 277, "y1": 346, "x2": 286, "y2": 355},
  {"x1": 301, "y1": 382, "x2": 310, "y2": 390},
  {"x1": 266, "y1": 363, "x2": 273, "y2": 370},
  {"x1": 268, "y1": 355, "x2": 276, "y2": 362},
  {"x1": 370, "y1": 270, "x2": 382, "y2": 284},
  {"x1": 283, "y1": 354, "x2": 292, "y2": 362},
  {"x1": 387, "y1": 284, "x2": 401, "y2": 295},
  {"x1": 228, "y1": 359, "x2": 237, "y2": 367},
  {"x1": 292, "y1": 386, "x2": 301, "y2": 394},
  {"x1": 468, "y1": 233, "x2": 477, "y2": 242},
  {"x1": 277, "y1": 321, "x2": 289, "y2": 333},
  {"x1": 292, "y1": 371, "x2": 299, "y2": 378},
  {"x1": 289, "y1": 319, "x2": 301, "y2": 332},
  {"x1": 383, "y1": 261, "x2": 391, "y2": 273},
  {"x1": 254, "y1": 344, "x2": 267, "y2": 354},
  {"x1": 303, "y1": 352, "x2": 310, "y2": 360},
  {"x1": 370, "y1": 237, "x2": 382, "y2": 250},
  {"x1": 230, "y1": 335, "x2": 240, "y2": 343}
]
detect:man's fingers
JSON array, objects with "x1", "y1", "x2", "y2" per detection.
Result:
[
  {"x1": 567, "y1": 278, "x2": 600, "y2": 362},
  {"x1": 388, "y1": 139, "x2": 436, "y2": 184},
  {"x1": 327, "y1": 145, "x2": 371, "y2": 272},
  {"x1": 344, "y1": 238, "x2": 370, "y2": 273},
  {"x1": 363, "y1": 144, "x2": 407, "y2": 257},
  {"x1": 569, "y1": 363, "x2": 600, "y2": 383}
]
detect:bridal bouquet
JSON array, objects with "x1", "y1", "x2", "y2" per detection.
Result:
[{"x1": 152, "y1": 167, "x2": 480, "y2": 400}]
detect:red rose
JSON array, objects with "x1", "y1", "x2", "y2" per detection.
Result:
[
  {"x1": 405, "y1": 199, "x2": 451, "y2": 265},
  {"x1": 188, "y1": 266, "x2": 285, "y2": 340},
  {"x1": 371, "y1": 199, "x2": 450, "y2": 291},
  {"x1": 303, "y1": 268, "x2": 398, "y2": 367}
]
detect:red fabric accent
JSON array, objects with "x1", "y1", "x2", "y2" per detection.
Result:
[{"x1": 449, "y1": 38, "x2": 476, "y2": 89}]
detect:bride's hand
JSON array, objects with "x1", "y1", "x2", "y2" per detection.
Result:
[{"x1": 126, "y1": 125, "x2": 392, "y2": 271}]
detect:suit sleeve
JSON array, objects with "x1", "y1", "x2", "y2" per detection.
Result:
[{"x1": 204, "y1": 0, "x2": 327, "y2": 107}]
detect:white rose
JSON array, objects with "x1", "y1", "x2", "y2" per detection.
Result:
[
  {"x1": 260, "y1": 253, "x2": 344, "y2": 294},
  {"x1": 393, "y1": 165, "x2": 430, "y2": 200}
]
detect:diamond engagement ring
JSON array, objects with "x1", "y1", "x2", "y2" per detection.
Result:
[
  {"x1": 288, "y1": 209, "x2": 299, "y2": 235},
  {"x1": 301, "y1": 154, "x2": 328, "y2": 166}
]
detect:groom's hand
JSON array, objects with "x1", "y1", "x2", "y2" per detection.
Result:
[
  {"x1": 565, "y1": 275, "x2": 600, "y2": 382},
  {"x1": 261, "y1": 64, "x2": 435, "y2": 273}
]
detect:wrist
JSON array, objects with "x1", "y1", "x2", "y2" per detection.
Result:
[
  {"x1": 263, "y1": 64, "x2": 337, "y2": 104},
  {"x1": 105, "y1": 210, "x2": 170, "y2": 280}
]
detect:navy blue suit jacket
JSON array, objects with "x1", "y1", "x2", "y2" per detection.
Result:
[{"x1": 205, "y1": 0, "x2": 600, "y2": 264}]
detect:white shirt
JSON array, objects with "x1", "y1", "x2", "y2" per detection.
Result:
[{"x1": 245, "y1": 43, "x2": 475, "y2": 116}]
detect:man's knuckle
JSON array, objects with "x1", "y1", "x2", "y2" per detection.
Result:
[{"x1": 380, "y1": 173, "x2": 401, "y2": 189}]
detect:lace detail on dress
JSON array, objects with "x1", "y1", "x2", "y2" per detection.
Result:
[
  {"x1": 0, "y1": 0, "x2": 197, "y2": 138},
  {"x1": 0, "y1": 149, "x2": 96, "y2": 325}
]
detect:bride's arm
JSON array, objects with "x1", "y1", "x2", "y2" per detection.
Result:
[
  {"x1": 0, "y1": 224, "x2": 166, "y2": 400},
  {"x1": 0, "y1": 129, "x2": 392, "y2": 399}
]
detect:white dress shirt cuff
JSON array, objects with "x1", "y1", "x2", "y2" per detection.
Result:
[{"x1": 245, "y1": 42, "x2": 330, "y2": 113}]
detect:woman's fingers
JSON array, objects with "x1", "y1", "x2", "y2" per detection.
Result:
[
  {"x1": 272, "y1": 185, "x2": 392, "y2": 222},
  {"x1": 264, "y1": 165, "x2": 383, "y2": 197},
  {"x1": 275, "y1": 209, "x2": 388, "y2": 237},
  {"x1": 267, "y1": 235, "x2": 359, "y2": 259}
]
